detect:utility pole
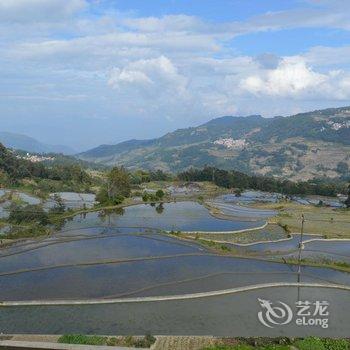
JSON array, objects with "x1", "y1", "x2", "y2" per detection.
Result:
[
  {"x1": 297, "y1": 213, "x2": 305, "y2": 302},
  {"x1": 297, "y1": 213, "x2": 305, "y2": 283}
]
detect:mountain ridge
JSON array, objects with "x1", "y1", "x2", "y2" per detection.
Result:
[
  {"x1": 0, "y1": 131, "x2": 76, "y2": 155},
  {"x1": 78, "y1": 106, "x2": 350, "y2": 181}
]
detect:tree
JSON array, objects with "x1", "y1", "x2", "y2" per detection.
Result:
[
  {"x1": 0, "y1": 169, "x2": 8, "y2": 186},
  {"x1": 142, "y1": 192, "x2": 149, "y2": 202},
  {"x1": 156, "y1": 189, "x2": 165, "y2": 199},
  {"x1": 49, "y1": 194, "x2": 65, "y2": 214},
  {"x1": 155, "y1": 203, "x2": 164, "y2": 214},
  {"x1": 106, "y1": 167, "x2": 131, "y2": 200},
  {"x1": 234, "y1": 188, "x2": 242, "y2": 197},
  {"x1": 9, "y1": 204, "x2": 50, "y2": 225},
  {"x1": 345, "y1": 184, "x2": 350, "y2": 208}
]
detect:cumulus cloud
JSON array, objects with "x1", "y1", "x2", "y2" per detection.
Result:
[
  {"x1": 109, "y1": 56, "x2": 187, "y2": 93},
  {"x1": 239, "y1": 57, "x2": 350, "y2": 101},
  {"x1": 240, "y1": 58, "x2": 326, "y2": 96},
  {"x1": 108, "y1": 56, "x2": 191, "y2": 116}
]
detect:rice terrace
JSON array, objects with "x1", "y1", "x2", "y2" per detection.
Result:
[{"x1": 1, "y1": 1, "x2": 350, "y2": 348}]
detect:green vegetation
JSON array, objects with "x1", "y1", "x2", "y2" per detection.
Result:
[
  {"x1": 58, "y1": 334, "x2": 156, "y2": 348},
  {"x1": 294, "y1": 337, "x2": 349, "y2": 350},
  {"x1": 260, "y1": 201, "x2": 350, "y2": 238},
  {"x1": 8, "y1": 204, "x2": 49, "y2": 225},
  {"x1": 345, "y1": 184, "x2": 350, "y2": 208},
  {"x1": 185, "y1": 224, "x2": 286, "y2": 245},
  {"x1": 142, "y1": 189, "x2": 165, "y2": 202},
  {"x1": 48, "y1": 194, "x2": 65, "y2": 214},
  {"x1": 96, "y1": 166, "x2": 131, "y2": 205},
  {"x1": 203, "y1": 337, "x2": 350, "y2": 350},
  {"x1": 5, "y1": 224, "x2": 49, "y2": 239},
  {"x1": 284, "y1": 257, "x2": 350, "y2": 273},
  {"x1": 58, "y1": 334, "x2": 106, "y2": 346},
  {"x1": 0, "y1": 143, "x2": 93, "y2": 193},
  {"x1": 130, "y1": 169, "x2": 172, "y2": 184},
  {"x1": 78, "y1": 107, "x2": 350, "y2": 179},
  {"x1": 178, "y1": 166, "x2": 347, "y2": 197}
]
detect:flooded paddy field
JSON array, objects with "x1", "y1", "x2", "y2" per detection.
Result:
[
  {"x1": 284, "y1": 239, "x2": 350, "y2": 264},
  {"x1": 225, "y1": 234, "x2": 322, "y2": 254},
  {"x1": 0, "y1": 226, "x2": 350, "y2": 301},
  {"x1": 1, "y1": 284, "x2": 349, "y2": 337},
  {"x1": 44, "y1": 192, "x2": 97, "y2": 210},
  {"x1": 1, "y1": 196, "x2": 349, "y2": 336},
  {"x1": 208, "y1": 198, "x2": 277, "y2": 219},
  {"x1": 186, "y1": 230, "x2": 350, "y2": 264},
  {"x1": 218, "y1": 191, "x2": 346, "y2": 208},
  {"x1": 59, "y1": 201, "x2": 265, "y2": 232}
]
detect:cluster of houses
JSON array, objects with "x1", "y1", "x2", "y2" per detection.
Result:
[
  {"x1": 214, "y1": 138, "x2": 247, "y2": 149},
  {"x1": 16, "y1": 153, "x2": 54, "y2": 163}
]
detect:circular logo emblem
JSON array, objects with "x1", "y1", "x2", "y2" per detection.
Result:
[{"x1": 258, "y1": 298, "x2": 293, "y2": 328}]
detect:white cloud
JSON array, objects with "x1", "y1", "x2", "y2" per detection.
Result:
[
  {"x1": 108, "y1": 56, "x2": 190, "y2": 112},
  {"x1": 240, "y1": 58, "x2": 326, "y2": 96},
  {"x1": 122, "y1": 15, "x2": 205, "y2": 32},
  {"x1": 0, "y1": 0, "x2": 87, "y2": 22},
  {"x1": 1, "y1": 0, "x2": 350, "y2": 148},
  {"x1": 303, "y1": 45, "x2": 350, "y2": 66},
  {"x1": 238, "y1": 57, "x2": 350, "y2": 101}
]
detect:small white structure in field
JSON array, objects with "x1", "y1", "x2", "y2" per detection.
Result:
[{"x1": 214, "y1": 138, "x2": 247, "y2": 149}]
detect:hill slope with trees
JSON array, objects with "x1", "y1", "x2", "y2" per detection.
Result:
[{"x1": 79, "y1": 107, "x2": 350, "y2": 181}]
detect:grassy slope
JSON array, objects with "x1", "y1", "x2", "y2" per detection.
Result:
[{"x1": 252, "y1": 202, "x2": 350, "y2": 238}]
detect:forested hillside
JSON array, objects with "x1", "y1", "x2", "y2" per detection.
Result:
[
  {"x1": 0, "y1": 143, "x2": 92, "y2": 193},
  {"x1": 79, "y1": 107, "x2": 350, "y2": 180}
]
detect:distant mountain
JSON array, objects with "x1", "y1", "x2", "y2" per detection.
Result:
[
  {"x1": 0, "y1": 132, "x2": 75, "y2": 155},
  {"x1": 78, "y1": 107, "x2": 350, "y2": 181}
]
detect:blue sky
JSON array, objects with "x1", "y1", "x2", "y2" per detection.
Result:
[{"x1": 0, "y1": 0, "x2": 350, "y2": 150}]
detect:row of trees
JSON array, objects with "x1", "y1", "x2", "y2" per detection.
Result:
[
  {"x1": 97, "y1": 165, "x2": 349, "y2": 206},
  {"x1": 178, "y1": 166, "x2": 348, "y2": 197},
  {"x1": 0, "y1": 143, "x2": 91, "y2": 186},
  {"x1": 130, "y1": 169, "x2": 172, "y2": 184}
]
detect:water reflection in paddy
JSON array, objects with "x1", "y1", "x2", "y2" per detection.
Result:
[
  {"x1": 60, "y1": 201, "x2": 265, "y2": 232},
  {"x1": 0, "y1": 232, "x2": 204, "y2": 273},
  {"x1": 0, "y1": 229, "x2": 350, "y2": 301},
  {"x1": 228, "y1": 234, "x2": 321, "y2": 253},
  {"x1": 286, "y1": 239, "x2": 350, "y2": 263},
  {"x1": 209, "y1": 200, "x2": 276, "y2": 219},
  {"x1": 1, "y1": 199, "x2": 349, "y2": 302},
  {"x1": 222, "y1": 235, "x2": 350, "y2": 263},
  {"x1": 1, "y1": 253, "x2": 349, "y2": 301}
]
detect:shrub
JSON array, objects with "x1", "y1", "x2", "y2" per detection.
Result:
[
  {"x1": 294, "y1": 337, "x2": 325, "y2": 350},
  {"x1": 156, "y1": 189, "x2": 165, "y2": 199},
  {"x1": 8, "y1": 204, "x2": 49, "y2": 225},
  {"x1": 322, "y1": 338, "x2": 349, "y2": 350},
  {"x1": 58, "y1": 334, "x2": 106, "y2": 345}
]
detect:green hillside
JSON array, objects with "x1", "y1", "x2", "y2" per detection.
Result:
[{"x1": 78, "y1": 107, "x2": 350, "y2": 180}]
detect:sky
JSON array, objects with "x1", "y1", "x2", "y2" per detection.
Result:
[{"x1": 1, "y1": 0, "x2": 350, "y2": 151}]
